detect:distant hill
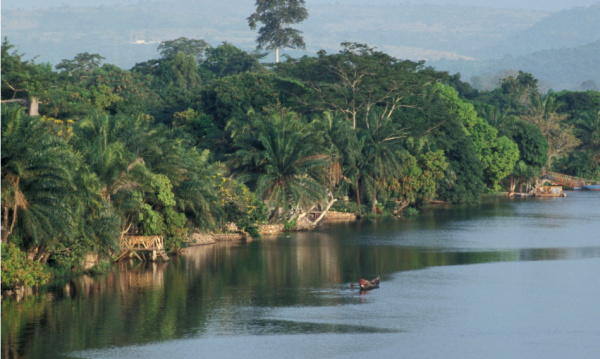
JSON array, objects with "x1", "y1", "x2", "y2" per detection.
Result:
[
  {"x1": 302, "y1": 4, "x2": 546, "y2": 60},
  {"x1": 1, "y1": 1, "x2": 256, "y2": 67},
  {"x1": 432, "y1": 40, "x2": 600, "y2": 91},
  {"x1": 2, "y1": 1, "x2": 599, "y2": 90},
  {"x1": 431, "y1": 4, "x2": 600, "y2": 90},
  {"x1": 1, "y1": 1, "x2": 547, "y2": 66},
  {"x1": 481, "y1": 3, "x2": 600, "y2": 57}
]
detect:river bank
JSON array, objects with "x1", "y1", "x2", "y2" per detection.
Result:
[
  {"x1": 3, "y1": 191, "x2": 599, "y2": 359},
  {"x1": 1, "y1": 211, "x2": 361, "y2": 300}
]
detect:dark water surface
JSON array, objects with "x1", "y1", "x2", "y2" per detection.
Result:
[{"x1": 2, "y1": 192, "x2": 600, "y2": 359}]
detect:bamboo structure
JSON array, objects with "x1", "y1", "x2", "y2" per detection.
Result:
[
  {"x1": 541, "y1": 171, "x2": 589, "y2": 189},
  {"x1": 116, "y1": 236, "x2": 169, "y2": 262}
]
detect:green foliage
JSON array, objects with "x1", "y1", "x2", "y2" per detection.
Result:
[
  {"x1": 357, "y1": 112, "x2": 406, "y2": 214},
  {"x1": 553, "y1": 150, "x2": 600, "y2": 180},
  {"x1": 164, "y1": 207, "x2": 189, "y2": 251},
  {"x1": 229, "y1": 107, "x2": 329, "y2": 222},
  {"x1": 403, "y1": 207, "x2": 419, "y2": 217},
  {"x1": 138, "y1": 203, "x2": 166, "y2": 236},
  {"x1": 91, "y1": 65, "x2": 161, "y2": 115},
  {"x1": 157, "y1": 37, "x2": 209, "y2": 62},
  {"x1": 1, "y1": 105, "x2": 77, "y2": 253},
  {"x1": 278, "y1": 43, "x2": 436, "y2": 130},
  {"x1": 85, "y1": 260, "x2": 113, "y2": 276},
  {"x1": 282, "y1": 218, "x2": 298, "y2": 232},
  {"x1": 507, "y1": 120, "x2": 549, "y2": 169},
  {"x1": 1, "y1": 243, "x2": 51, "y2": 289},
  {"x1": 55, "y1": 52, "x2": 105, "y2": 76},
  {"x1": 554, "y1": 90, "x2": 600, "y2": 116},
  {"x1": 482, "y1": 136, "x2": 520, "y2": 191},
  {"x1": 424, "y1": 85, "x2": 485, "y2": 202},
  {"x1": 1, "y1": 38, "x2": 52, "y2": 100},
  {"x1": 137, "y1": 173, "x2": 191, "y2": 250},
  {"x1": 388, "y1": 148, "x2": 448, "y2": 206},
  {"x1": 154, "y1": 52, "x2": 203, "y2": 107},
  {"x1": 212, "y1": 168, "x2": 268, "y2": 238},
  {"x1": 330, "y1": 200, "x2": 360, "y2": 214},
  {"x1": 201, "y1": 72, "x2": 280, "y2": 127},
  {"x1": 202, "y1": 42, "x2": 265, "y2": 78},
  {"x1": 152, "y1": 174, "x2": 176, "y2": 207},
  {"x1": 199, "y1": 72, "x2": 280, "y2": 158},
  {"x1": 436, "y1": 83, "x2": 520, "y2": 192}
]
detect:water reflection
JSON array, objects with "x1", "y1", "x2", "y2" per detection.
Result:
[{"x1": 2, "y1": 192, "x2": 600, "y2": 359}]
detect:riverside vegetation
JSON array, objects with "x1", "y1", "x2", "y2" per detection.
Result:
[{"x1": 2, "y1": 35, "x2": 599, "y2": 293}]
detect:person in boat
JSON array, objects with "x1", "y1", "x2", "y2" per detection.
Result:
[
  {"x1": 358, "y1": 277, "x2": 380, "y2": 290},
  {"x1": 359, "y1": 278, "x2": 373, "y2": 289}
]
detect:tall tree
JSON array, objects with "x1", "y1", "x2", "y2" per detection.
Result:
[
  {"x1": 157, "y1": 37, "x2": 209, "y2": 62},
  {"x1": 248, "y1": 0, "x2": 308, "y2": 63},
  {"x1": 201, "y1": 42, "x2": 265, "y2": 78},
  {"x1": 277, "y1": 43, "x2": 437, "y2": 129},
  {"x1": 55, "y1": 52, "x2": 105, "y2": 78},
  {"x1": 574, "y1": 109, "x2": 600, "y2": 172},
  {"x1": 199, "y1": 72, "x2": 281, "y2": 159},
  {"x1": 522, "y1": 94, "x2": 581, "y2": 168},
  {"x1": 420, "y1": 84, "x2": 486, "y2": 203}
]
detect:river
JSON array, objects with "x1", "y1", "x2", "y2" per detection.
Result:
[{"x1": 2, "y1": 191, "x2": 599, "y2": 359}]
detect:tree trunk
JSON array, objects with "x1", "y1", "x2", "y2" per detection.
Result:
[
  {"x1": 2, "y1": 205, "x2": 9, "y2": 243},
  {"x1": 9, "y1": 177, "x2": 20, "y2": 237},
  {"x1": 371, "y1": 187, "x2": 377, "y2": 214},
  {"x1": 309, "y1": 192, "x2": 337, "y2": 225},
  {"x1": 356, "y1": 184, "x2": 362, "y2": 217},
  {"x1": 508, "y1": 177, "x2": 516, "y2": 193},
  {"x1": 28, "y1": 97, "x2": 39, "y2": 116},
  {"x1": 275, "y1": 47, "x2": 279, "y2": 63}
]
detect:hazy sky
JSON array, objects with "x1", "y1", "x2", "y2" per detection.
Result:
[{"x1": 3, "y1": 0, "x2": 600, "y2": 12}]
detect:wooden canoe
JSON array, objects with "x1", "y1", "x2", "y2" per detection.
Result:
[{"x1": 359, "y1": 277, "x2": 380, "y2": 291}]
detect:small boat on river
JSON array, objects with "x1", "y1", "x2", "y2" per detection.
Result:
[
  {"x1": 359, "y1": 277, "x2": 380, "y2": 291},
  {"x1": 583, "y1": 184, "x2": 600, "y2": 191}
]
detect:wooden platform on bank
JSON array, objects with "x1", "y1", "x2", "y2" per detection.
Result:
[{"x1": 116, "y1": 236, "x2": 169, "y2": 262}]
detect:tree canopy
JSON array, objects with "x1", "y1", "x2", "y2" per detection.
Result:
[{"x1": 248, "y1": 0, "x2": 308, "y2": 62}]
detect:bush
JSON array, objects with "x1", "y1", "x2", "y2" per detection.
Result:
[
  {"x1": 330, "y1": 200, "x2": 359, "y2": 214},
  {"x1": 403, "y1": 207, "x2": 420, "y2": 217},
  {"x1": 85, "y1": 260, "x2": 113, "y2": 276},
  {"x1": 283, "y1": 218, "x2": 298, "y2": 231},
  {"x1": 1, "y1": 243, "x2": 51, "y2": 289}
]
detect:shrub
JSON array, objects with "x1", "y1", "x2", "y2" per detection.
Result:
[
  {"x1": 404, "y1": 207, "x2": 420, "y2": 217},
  {"x1": 1, "y1": 243, "x2": 51, "y2": 289}
]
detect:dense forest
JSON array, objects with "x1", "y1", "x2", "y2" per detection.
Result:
[{"x1": 2, "y1": 36, "x2": 600, "y2": 290}]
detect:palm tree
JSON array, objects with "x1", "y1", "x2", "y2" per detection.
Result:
[
  {"x1": 1, "y1": 105, "x2": 76, "y2": 260},
  {"x1": 230, "y1": 108, "x2": 329, "y2": 222},
  {"x1": 74, "y1": 112, "x2": 135, "y2": 200},
  {"x1": 575, "y1": 109, "x2": 600, "y2": 167},
  {"x1": 308, "y1": 111, "x2": 358, "y2": 189},
  {"x1": 523, "y1": 94, "x2": 580, "y2": 168},
  {"x1": 477, "y1": 104, "x2": 517, "y2": 136},
  {"x1": 357, "y1": 111, "x2": 405, "y2": 214}
]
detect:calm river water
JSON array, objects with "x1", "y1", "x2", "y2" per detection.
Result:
[{"x1": 2, "y1": 192, "x2": 600, "y2": 359}]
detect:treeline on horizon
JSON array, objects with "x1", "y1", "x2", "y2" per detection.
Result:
[{"x1": 2, "y1": 37, "x2": 600, "y2": 289}]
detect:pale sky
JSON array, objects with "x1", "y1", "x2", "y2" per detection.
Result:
[{"x1": 3, "y1": 0, "x2": 600, "y2": 12}]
